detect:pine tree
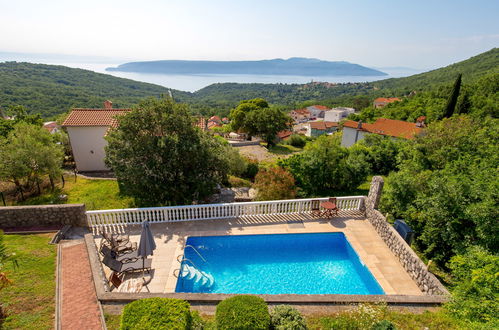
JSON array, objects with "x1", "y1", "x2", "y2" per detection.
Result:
[
  {"x1": 443, "y1": 74, "x2": 462, "y2": 118},
  {"x1": 457, "y1": 89, "x2": 471, "y2": 114}
]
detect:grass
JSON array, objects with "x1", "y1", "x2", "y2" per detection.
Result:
[
  {"x1": 104, "y1": 313, "x2": 121, "y2": 330},
  {"x1": 1, "y1": 234, "x2": 57, "y2": 329},
  {"x1": 227, "y1": 176, "x2": 252, "y2": 188},
  {"x1": 267, "y1": 143, "x2": 302, "y2": 155},
  {"x1": 14, "y1": 175, "x2": 134, "y2": 210}
]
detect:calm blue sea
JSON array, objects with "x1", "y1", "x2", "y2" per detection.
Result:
[{"x1": 175, "y1": 233, "x2": 385, "y2": 295}]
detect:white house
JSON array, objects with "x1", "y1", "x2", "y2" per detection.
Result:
[
  {"x1": 306, "y1": 105, "x2": 330, "y2": 118},
  {"x1": 62, "y1": 101, "x2": 130, "y2": 172},
  {"x1": 324, "y1": 107, "x2": 356, "y2": 122},
  {"x1": 341, "y1": 118, "x2": 424, "y2": 147}
]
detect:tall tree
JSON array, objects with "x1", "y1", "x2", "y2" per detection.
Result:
[
  {"x1": 105, "y1": 97, "x2": 229, "y2": 206},
  {"x1": 456, "y1": 89, "x2": 471, "y2": 115},
  {"x1": 443, "y1": 74, "x2": 462, "y2": 118}
]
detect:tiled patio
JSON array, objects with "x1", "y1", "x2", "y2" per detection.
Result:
[{"x1": 95, "y1": 210, "x2": 422, "y2": 296}]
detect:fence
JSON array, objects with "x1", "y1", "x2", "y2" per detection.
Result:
[{"x1": 86, "y1": 196, "x2": 365, "y2": 229}]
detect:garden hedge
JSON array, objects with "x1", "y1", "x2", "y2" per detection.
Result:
[
  {"x1": 120, "y1": 298, "x2": 192, "y2": 330},
  {"x1": 216, "y1": 295, "x2": 270, "y2": 330}
]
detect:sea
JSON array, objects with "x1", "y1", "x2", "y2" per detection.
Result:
[{"x1": 0, "y1": 54, "x2": 422, "y2": 92}]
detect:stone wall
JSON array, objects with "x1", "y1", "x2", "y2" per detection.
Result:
[
  {"x1": 365, "y1": 177, "x2": 449, "y2": 296},
  {"x1": 0, "y1": 204, "x2": 87, "y2": 229}
]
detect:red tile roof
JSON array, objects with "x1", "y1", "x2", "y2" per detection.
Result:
[
  {"x1": 309, "y1": 105, "x2": 330, "y2": 110},
  {"x1": 291, "y1": 108, "x2": 310, "y2": 115},
  {"x1": 62, "y1": 108, "x2": 130, "y2": 127},
  {"x1": 277, "y1": 130, "x2": 293, "y2": 139},
  {"x1": 374, "y1": 97, "x2": 401, "y2": 104},
  {"x1": 343, "y1": 118, "x2": 422, "y2": 139},
  {"x1": 209, "y1": 115, "x2": 221, "y2": 122},
  {"x1": 309, "y1": 121, "x2": 338, "y2": 130},
  {"x1": 208, "y1": 121, "x2": 222, "y2": 129}
]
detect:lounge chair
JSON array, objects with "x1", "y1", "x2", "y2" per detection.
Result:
[
  {"x1": 102, "y1": 254, "x2": 152, "y2": 275},
  {"x1": 99, "y1": 230, "x2": 137, "y2": 254},
  {"x1": 100, "y1": 244, "x2": 139, "y2": 262},
  {"x1": 108, "y1": 272, "x2": 144, "y2": 293}
]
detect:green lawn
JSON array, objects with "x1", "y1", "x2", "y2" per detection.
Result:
[
  {"x1": 16, "y1": 175, "x2": 134, "y2": 210},
  {"x1": 267, "y1": 143, "x2": 302, "y2": 155},
  {"x1": 1, "y1": 234, "x2": 57, "y2": 329}
]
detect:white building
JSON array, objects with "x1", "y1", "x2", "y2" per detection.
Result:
[
  {"x1": 324, "y1": 107, "x2": 356, "y2": 122},
  {"x1": 306, "y1": 105, "x2": 330, "y2": 118},
  {"x1": 341, "y1": 118, "x2": 424, "y2": 147},
  {"x1": 62, "y1": 101, "x2": 130, "y2": 172}
]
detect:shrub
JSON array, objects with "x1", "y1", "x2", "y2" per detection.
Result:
[
  {"x1": 120, "y1": 298, "x2": 192, "y2": 330},
  {"x1": 287, "y1": 134, "x2": 307, "y2": 148},
  {"x1": 270, "y1": 305, "x2": 306, "y2": 330},
  {"x1": 242, "y1": 158, "x2": 259, "y2": 180},
  {"x1": 215, "y1": 295, "x2": 270, "y2": 330},
  {"x1": 228, "y1": 175, "x2": 252, "y2": 188},
  {"x1": 372, "y1": 320, "x2": 396, "y2": 330},
  {"x1": 254, "y1": 166, "x2": 297, "y2": 201}
]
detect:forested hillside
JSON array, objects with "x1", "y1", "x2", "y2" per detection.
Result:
[{"x1": 0, "y1": 62, "x2": 183, "y2": 118}]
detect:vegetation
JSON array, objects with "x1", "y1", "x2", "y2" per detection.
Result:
[
  {"x1": 0, "y1": 123, "x2": 64, "y2": 199},
  {"x1": 215, "y1": 295, "x2": 270, "y2": 330},
  {"x1": 120, "y1": 298, "x2": 192, "y2": 330},
  {"x1": 1, "y1": 233, "x2": 56, "y2": 329},
  {"x1": 270, "y1": 305, "x2": 306, "y2": 330},
  {"x1": 380, "y1": 116, "x2": 498, "y2": 266},
  {"x1": 443, "y1": 74, "x2": 462, "y2": 118},
  {"x1": 445, "y1": 247, "x2": 499, "y2": 326},
  {"x1": 254, "y1": 167, "x2": 297, "y2": 201},
  {"x1": 105, "y1": 97, "x2": 229, "y2": 206},
  {"x1": 229, "y1": 98, "x2": 291, "y2": 146},
  {"x1": 280, "y1": 134, "x2": 369, "y2": 196}
]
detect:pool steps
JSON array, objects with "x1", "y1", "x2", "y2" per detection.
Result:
[{"x1": 180, "y1": 264, "x2": 214, "y2": 288}]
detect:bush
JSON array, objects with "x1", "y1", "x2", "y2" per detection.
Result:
[
  {"x1": 254, "y1": 167, "x2": 297, "y2": 201},
  {"x1": 215, "y1": 295, "x2": 270, "y2": 330},
  {"x1": 242, "y1": 158, "x2": 259, "y2": 180},
  {"x1": 372, "y1": 320, "x2": 396, "y2": 330},
  {"x1": 287, "y1": 134, "x2": 307, "y2": 148},
  {"x1": 270, "y1": 305, "x2": 306, "y2": 330},
  {"x1": 120, "y1": 298, "x2": 192, "y2": 330},
  {"x1": 228, "y1": 175, "x2": 252, "y2": 188}
]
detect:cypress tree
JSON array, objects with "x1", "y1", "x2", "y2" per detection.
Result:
[
  {"x1": 457, "y1": 90, "x2": 471, "y2": 114},
  {"x1": 443, "y1": 73, "x2": 462, "y2": 118}
]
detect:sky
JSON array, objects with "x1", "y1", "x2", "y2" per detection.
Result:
[{"x1": 1, "y1": 0, "x2": 498, "y2": 69}]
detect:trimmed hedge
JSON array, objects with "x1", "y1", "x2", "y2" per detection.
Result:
[
  {"x1": 120, "y1": 298, "x2": 192, "y2": 330},
  {"x1": 216, "y1": 295, "x2": 270, "y2": 330}
]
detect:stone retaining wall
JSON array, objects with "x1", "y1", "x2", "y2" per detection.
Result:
[
  {"x1": 365, "y1": 177, "x2": 448, "y2": 295},
  {"x1": 0, "y1": 204, "x2": 87, "y2": 229}
]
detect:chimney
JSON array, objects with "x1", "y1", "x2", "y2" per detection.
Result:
[
  {"x1": 357, "y1": 120, "x2": 363, "y2": 129},
  {"x1": 416, "y1": 116, "x2": 426, "y2": 128},
  {"x1": 104, "y1": 100, "x2": 113, "y2": 109}
]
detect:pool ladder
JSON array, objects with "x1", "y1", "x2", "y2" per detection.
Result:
[{"x1": 174, "y1": 246, "x2": 214, "y2": 288}]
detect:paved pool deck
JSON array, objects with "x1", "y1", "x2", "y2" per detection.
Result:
[{"x1": 95, "y1": 210, "x2": 422, "y2": 296}]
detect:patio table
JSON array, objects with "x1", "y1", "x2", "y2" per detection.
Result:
[{"x1": 320, "y1": 201, "x2": 338, "y2": 219}]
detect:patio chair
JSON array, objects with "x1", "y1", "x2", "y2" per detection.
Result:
[
  {"x1": 100, "y1": 244, "x2": 139, "y2": 262},
  {"x1": 99, "y1": 230, "x2": 137, "y2": 254},
  {"x1": 102, "y1": 254, "x2": 152, "y2": 276},
  {"x1": 311, "y1": 200, "x2": 322, "y2": 217},
  {"x1": 328, "y1": 197, "x2": 339, "y2": 216}
]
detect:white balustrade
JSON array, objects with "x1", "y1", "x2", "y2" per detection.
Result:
[{"x1": 86, "y1": 196, "x2": 365, "y2": 229}]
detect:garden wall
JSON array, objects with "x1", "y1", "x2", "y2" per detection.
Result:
[
  {"x1": 0, "y1": 204, "x2": 87, "y2": 229},
  {"x1": 365, "y1": 177, "x2": 449, "y2": 295}
]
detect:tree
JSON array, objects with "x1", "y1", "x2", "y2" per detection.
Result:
[
  {"x1": 245, "y1": 107, "x2": 291, "y2": 146},
  {"x1": 254, "y1": 167, "x2": 296, "y2": 201},
  {"x1": 229, "y1": 98, "x2": 291, "y2": 146},
  {"x1": 443, "y1": 74, "x2": 462, "y2": 118},
  {"x1": 456, "y1": 89, "x2": 471, "y2": 115},
  {"x1": 352, "y1": 134, "x2": 406, "y2": 175},
  {"x1": 280, "y1": 134, "x2": 369, "y2": 196},
  {"x1": 380, "y1": 116, "x2": 498, "y2": 265},
  {"x1": 0, "y1": 123, "x2": 64, "y2": 197},
  {"x1": 105, "y1": 97, "x2": 229, "y2": 206}
]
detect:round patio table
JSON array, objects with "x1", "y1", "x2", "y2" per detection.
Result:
[{"x1": 320, "y1": 201, "x2": 338, "y2": 218}]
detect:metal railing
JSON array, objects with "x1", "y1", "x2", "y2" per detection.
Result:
[{"x1": 86, "y1": 196, "x2": 365, "y2": 229}]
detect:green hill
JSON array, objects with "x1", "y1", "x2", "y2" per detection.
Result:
[
  {"x1": 0, "y1": 62, "x2": 188, "y2": 118},
  {"x1": 372, "y1": 48, "x2": 499, "y2": 92}
]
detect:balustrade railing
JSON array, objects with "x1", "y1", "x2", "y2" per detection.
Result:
[{"x1": 86, "y1": 196, "x2": 365, "y2": 229}]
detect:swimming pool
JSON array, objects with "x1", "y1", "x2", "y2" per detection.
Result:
[{"x1": 175, "y1": 232, "x2": 384, "y2": 295}]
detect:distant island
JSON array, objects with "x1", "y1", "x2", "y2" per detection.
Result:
[{"x1": 106, "y1": 57, "x2": 387, "y2": 76}]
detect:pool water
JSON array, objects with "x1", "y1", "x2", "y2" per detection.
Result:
[{"x1": 175, "y1": 232, "x2": 384, "y2": 295}]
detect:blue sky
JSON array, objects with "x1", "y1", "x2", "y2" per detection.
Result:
[{"x1": 0, "y1": 0, "x2": 498, "y2": 69}]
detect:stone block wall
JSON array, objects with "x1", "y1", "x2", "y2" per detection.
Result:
[
  {"x1": 0, "y1": 204, "x2": 87, "y2": 229},
  {"x1": 365, "y1": 176, "x2": 448, "y2": 295}
]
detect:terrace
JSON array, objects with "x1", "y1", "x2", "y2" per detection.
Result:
[{"x1": 85, "y1": 177, "x2": 448, "y2": 314}]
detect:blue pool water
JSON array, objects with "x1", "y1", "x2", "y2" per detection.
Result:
[{"x1": 175, "y1": 233, "x2": 384, "y2": 295}]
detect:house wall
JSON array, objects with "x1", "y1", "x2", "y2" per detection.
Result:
[
  {"x1": 67, "y1": 126, "x2": 110, "y2": 172},
  {"x1": 341, "y1": 127, "x2": 368, "y2": 147}
]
